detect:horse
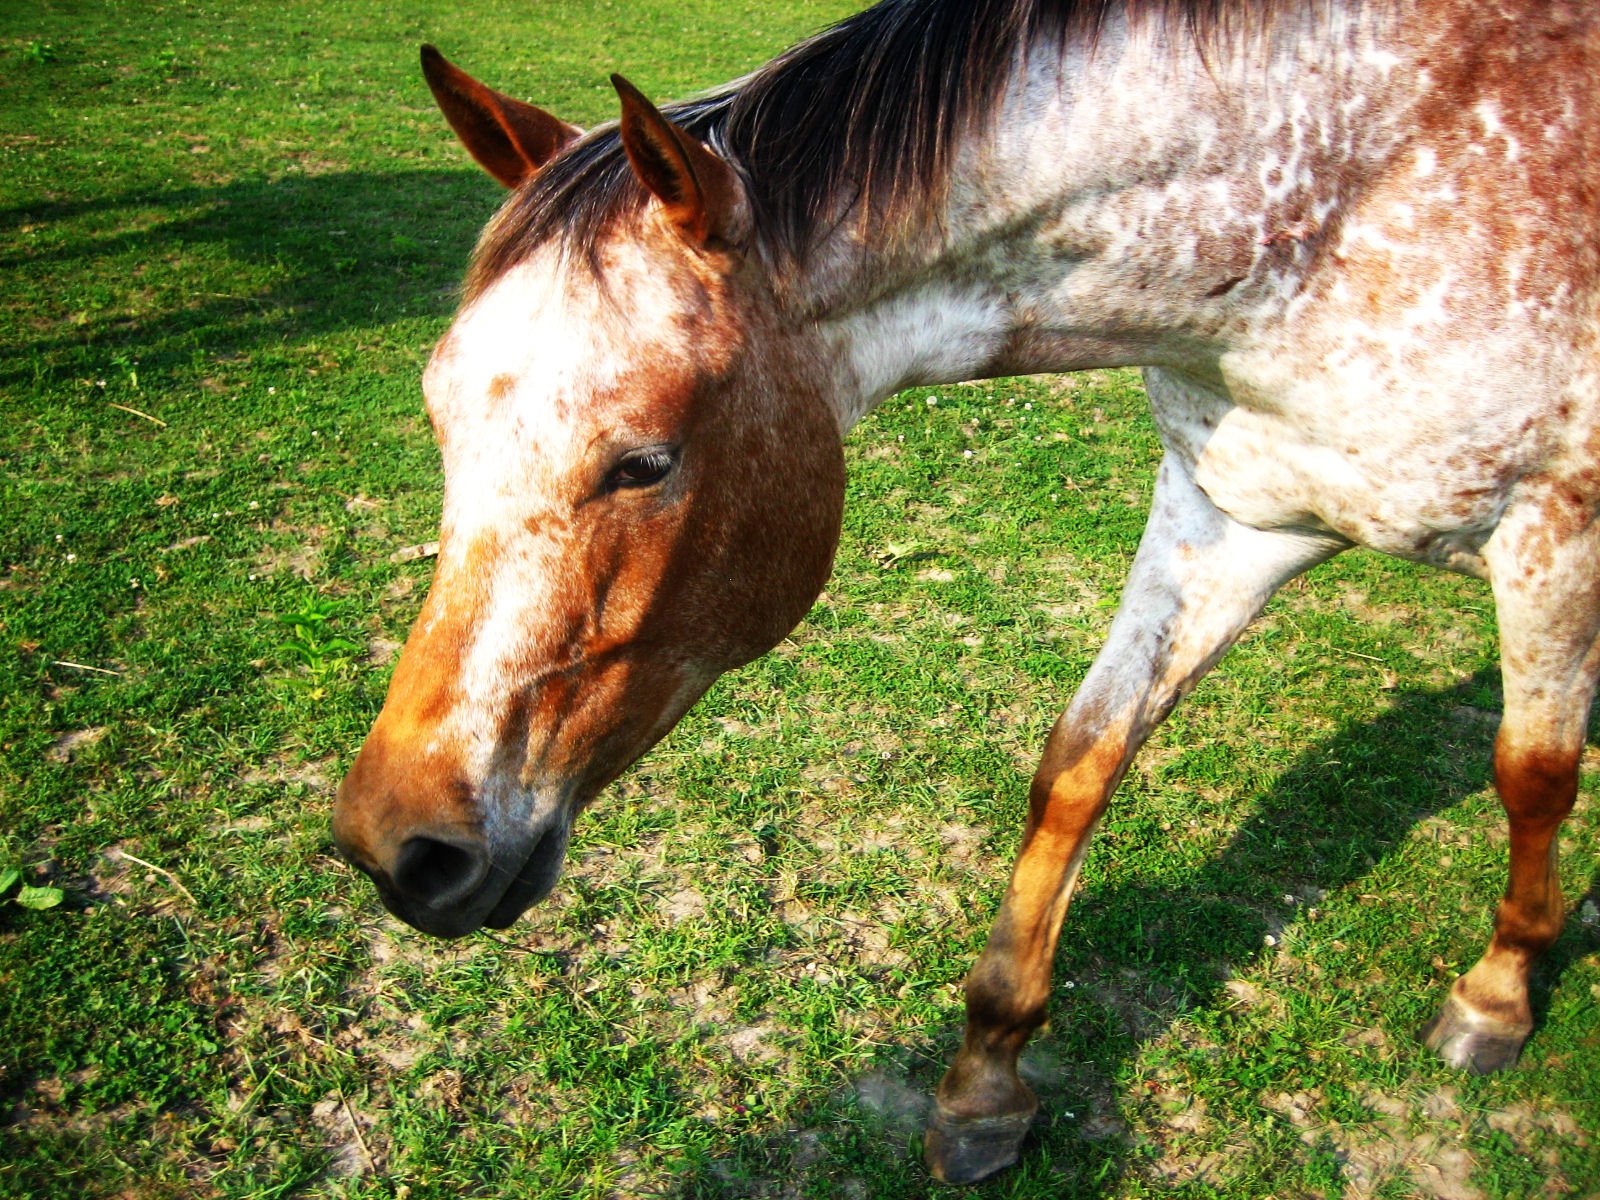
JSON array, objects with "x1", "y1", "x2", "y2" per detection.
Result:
[{"x1": 332, "y1": 0, "x2": 1600, "y2": 1183}]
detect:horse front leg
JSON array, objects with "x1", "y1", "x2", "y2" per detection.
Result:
[
  {"x1": 1423, "y1": 504, "x2": 1600, "y2": 1073},
  {"x1": 924, "y1": 459, "x2": 1343, "y2": 1184}
]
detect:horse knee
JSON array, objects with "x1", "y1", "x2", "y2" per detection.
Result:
[{"x1": 1492, "y1": 738, "x2": 1579, "y2": 823}]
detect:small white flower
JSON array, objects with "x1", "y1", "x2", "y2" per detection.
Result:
[
  {"x1": 1283, "y1": 894, "x2": 1297, "y2": 904},
  {"x1": 267, "y1": 386, "x2": 276, "y2": 394},
  {"x1": 1024, "y1": 402, "x2": 1033, "y2": 410},
  {"x1": 248, "y1": 501, "x2": 260, "y2": 510},
  {"x1": 1264, "y1": 933, "x2": 1278, "y2": 947},
  {"x1": 925, "y1": 396, "x2": 938, "y2": 407},
  {"x1": 65, "y1": 553, "x2": 77, "y2": 563},
  {"x1": 962, "y1": 449, "x2": 974, "y2": 459}
]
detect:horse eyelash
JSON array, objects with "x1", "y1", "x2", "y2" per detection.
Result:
[{"x1": 606, "y1": 446, "x2": 678, "y2": 490}]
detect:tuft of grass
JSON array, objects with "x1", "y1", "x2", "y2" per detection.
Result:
[{"x1": 2, "y1": 2, "x2": 1596, "y2": 1199}]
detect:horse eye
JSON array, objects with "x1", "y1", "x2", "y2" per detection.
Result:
[{"x1": 606, "y1": 445, "x2": 678, "y2": 490}]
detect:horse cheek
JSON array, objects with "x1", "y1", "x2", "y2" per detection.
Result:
[{"x1": 728, "y1": 394, "x2": 847, "y2": 661}]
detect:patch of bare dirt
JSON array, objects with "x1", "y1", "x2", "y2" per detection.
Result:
[
  {"x1": 938, "y1": 822, "x2": 988, "y2": 862},
  {"x1": 1221, "y1": 978, "x2": 1288, "y2": 1020},
  {"x1": 83, "y1": 844, "x2": 199, "y2": 916},
  {"x1": 664, "y1": 977, "x2": 739, "y2": 1031},
  {"x1": 44, "y1": 725, "x2": 109, "y2": 763},
  {"x1": 1258, "y1": 1083, "x2": 1586, "y2": 1199},
  {"x1": 721, "y1": 1023, "x2": 781, "y2": 1063},
  {"x1": 240, "y1": 755, "x2": 334, "y2": 792},
  {"x1": 209, "y1": 814, "x2": 275, "y2": 836},
  {"x1": 1146, "y1": 1147, "x2": 1232, "y2": 1187},
  {"x1": 366, "y1": 636, "x2": 402, "y2": 666},
  {"x1": 309, "y1": 1090, "x2": 381, "y2": 1177},
  {"x1": 1088, "y1": 970, "x2": 1182, "y2": 1040},
  {"x1": 659, "y1": 887, "x2": 707, "y2": 920},
  {"x1": 343, "y1": 1003, "x2": 437, "y2": 1073},
  {"x1": 6, "y1": 1084, "x2": 139, "y2": 1141},
  {"x1": 253, "y1": 521, "x2": 329, "y2": 580},
  {"x1": 382, "y1": 574, "x2": 416, "y2": 602}
]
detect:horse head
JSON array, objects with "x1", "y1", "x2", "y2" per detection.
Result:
[{"x1": 332, "y1": 49, "x2": 845, "y2": 936}]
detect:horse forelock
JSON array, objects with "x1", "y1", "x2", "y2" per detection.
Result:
[{"x1": 463, "y1": 0, "x2": 1329, "y2": 304}]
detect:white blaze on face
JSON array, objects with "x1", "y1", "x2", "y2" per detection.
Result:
[
  {"x1": 415, "y1": 243, "x2": 694, "y2": 782},
  {"x1": 425, "y1": 252, "x2": 615, "y2": 520}
]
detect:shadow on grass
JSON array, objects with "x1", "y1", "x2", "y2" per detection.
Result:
[
  {"x1": 665, "y1": 669, "x2": 1600, "y2": 1197},
  {"x1": 0, "y1": 167, "x2": 498, "y2": 386},
  {"x1": 1532, "y1": 863, "x2": 1600, "y2": 1036}
]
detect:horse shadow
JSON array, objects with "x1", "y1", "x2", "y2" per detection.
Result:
[
  {"x1": 665, "y1": 669, "x2": 1600, "y2": 1197},
  {"x1": 1, "y1": 167, "x2": 498, "y2": 388}
]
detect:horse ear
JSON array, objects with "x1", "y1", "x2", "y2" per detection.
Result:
[
  {"x1": 421, "y1": 45, "x2": 582, "y2": 188},
  {"x1": 611, "y1": 74, "x2": 749, "y2": 253}
]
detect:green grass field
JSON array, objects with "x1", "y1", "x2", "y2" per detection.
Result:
[{"x1": 3, "y1": 2, "x2": 1597, "y2": 1196}]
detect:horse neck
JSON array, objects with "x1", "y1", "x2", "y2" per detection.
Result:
[{"x1": 800, "y1": 3, "x2": 1418, "y2": 431}]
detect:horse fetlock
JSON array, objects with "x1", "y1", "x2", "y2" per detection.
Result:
[{"x1": 936, "y1": 1041, "x2": 1038, "y2": 1111}]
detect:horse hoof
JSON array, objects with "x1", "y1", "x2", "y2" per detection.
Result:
[
  {"x1": 1421, "y1": 997, "x2": 1527, "y2": 1075},
  {"x1": 923, "y1": 1103, "x2": 1037, "y2": 1185}
]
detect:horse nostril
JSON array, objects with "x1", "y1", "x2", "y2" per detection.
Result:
[{"x1": 392, "y1": 835, "x2": 489, "y2": 908}]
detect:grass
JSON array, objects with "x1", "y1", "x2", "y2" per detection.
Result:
[{"x1": 2, "y1": 1, "x2": 1598, "y2": 1197}]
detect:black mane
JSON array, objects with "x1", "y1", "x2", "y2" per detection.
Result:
[{"x1": 466, "y1": 0, "x2": 1291, "y2": 298}]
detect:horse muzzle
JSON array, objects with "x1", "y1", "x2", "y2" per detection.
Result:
[{"x1": 332, "y1": 774, "x2": 574, "y2": 938}]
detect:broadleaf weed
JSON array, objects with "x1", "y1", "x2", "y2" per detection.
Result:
[
  {"x1": 275, "y1": 593, "x2": 361, "y2": 693},
  {"x1": 0, "y1": 863, "x2": 65, "y2": 912}
]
